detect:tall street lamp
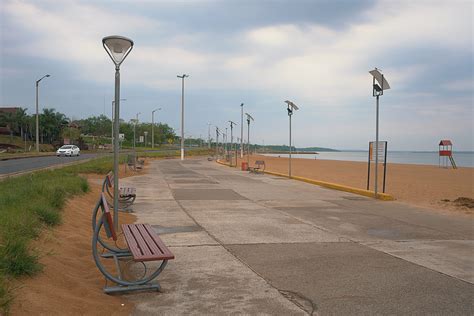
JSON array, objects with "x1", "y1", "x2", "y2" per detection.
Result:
[
  {"x1": 134, "y1": 112, "x2": 141, "y2": 150},
  {"x1": 177, "y1": 74, "x2": 189, "y2": 160},
  {"x1": 35, "y1": 74, "x2": 50, "y2": 152},
  {"x1": 229, "y1": 120, "x2": 237, "y2": 166},
  {"x1": 215, "y1": 126, "x2": 220, "y2": 157},
  {"x1": 369, "y1": 68, "x2": 390, "y2": 198},
  {"x1": 103, "y1": 35, "x2": 134, "y2": 230},
  {"x1": 245, "y1": 113, "x2": 254, "y2": 165},
  {"x1": 152, "y1": 108, "x2": 161, "y2": 149},
  {"x1": 240, "y1": 103, "x2": 244, "y2": 158},
  {"x1": 111, "y1": 98, "x2": 126, "y2": 147},
  {"x1": 285, "y1": 100, "x2": 299, "y2": 178},
  {"x1": 207, "y1": 122, "x2": 211, "y2": 149}
]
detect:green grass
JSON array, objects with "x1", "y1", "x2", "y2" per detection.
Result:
[
  {"x1": 0, "y1": 165, "x2": 93, "y2": 313},
  {"x1": 0, "y1": 148, "x2": 208, "y2": 313}
]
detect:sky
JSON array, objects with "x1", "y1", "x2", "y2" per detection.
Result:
[{"x1": 0, "y1": 0, "x2": 472, "y2": 151}]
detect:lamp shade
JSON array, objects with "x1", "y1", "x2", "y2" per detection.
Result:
[
  {"x1": 103, "y1": 35, "x2": 134, "y2": 66},
  {"x1": 369, "y1": 68, "x2": 390, "y2": 90}
]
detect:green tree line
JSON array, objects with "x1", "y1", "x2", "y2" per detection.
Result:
[{"x1": 0, "y1": 107, "x2": 176, "y2": 148}]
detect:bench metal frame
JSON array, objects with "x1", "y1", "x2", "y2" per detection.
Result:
[
  {"x1": 127, "y1": 153, "x2": 144, "y2": 172},
  {"x1": 102, "y1": 172, "x2": 136, "y2": 209},
  {"x1": 249, "y1": 160, "x2": 266, "y2": 174},
  {"x1": 92, "y1": 193, "x2": 170, "y2": 294}
]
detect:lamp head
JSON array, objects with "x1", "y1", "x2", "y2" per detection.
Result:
[
  {"x1": 46, "y1": 74, "x2": 51, "y2": 78},
  {"x1": 102, "y1": 35, "x2": 134, "y2": 67},
  {"x1": 369, "y1": 68, "x2": 390, "y2": 92}
]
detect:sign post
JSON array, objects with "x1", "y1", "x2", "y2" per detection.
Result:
[{"x1": 367, "y1": 141, "x2": 388, "y2": 193}]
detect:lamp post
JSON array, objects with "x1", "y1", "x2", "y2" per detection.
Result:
[
  {"x1": 245, "y1": 113, "x2": 254, "y2": 165},
  {"x1": 369, "y1": 68, "x2": 390, "y2": 198},
  {"x1": 215, "y1": 126, "x2": 220, "y2": 157},
  {"x1": 111, "y1": 99, "x2": 126, "y2": 147},
  {"x1": 229, "y1": 120, "x2": 236, "y2": 166},
  {"x1": 102, "y1": 35, "x2": 134, "y2": 230},
  {"x1": 177, "y1": 74, "x2": 189, "y2": 160},
  {"x1": 284, "y1": 100, "x2": 299, "y2": 178},
  {"x1": 152, "y1": 108, "x2": 161, "y2": 149},
  {"x1": 207, "y1": 122, "x2": 211, "y2": 149},
  {"x1": 240, "y1": 103, "x2": 244, "y2": 158},
  {"x1": 134, "y1": 112, "x2": 141, "y2": 150},
  {"x1": 35, "y1": 74, "x2": 50, "y2": 152}
]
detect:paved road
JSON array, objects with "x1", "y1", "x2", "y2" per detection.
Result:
[
  {"x1": 0, "y1": 153, "x2": 100, "y2": 175},
  {"x1": 119, "y1": 158, "x2": 473, "y2": 315}
]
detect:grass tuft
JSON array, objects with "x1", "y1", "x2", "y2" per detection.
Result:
[
  {"x1": 0, "y1": 238, "x2": 41, "y2": 277},
  {"x1": 33, "y1": 206, "x2": 61, "y2": 226}
]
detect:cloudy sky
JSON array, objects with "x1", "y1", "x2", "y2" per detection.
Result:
[{"x1": 0, "y1": 0, "x2": 472, "y2": 150}]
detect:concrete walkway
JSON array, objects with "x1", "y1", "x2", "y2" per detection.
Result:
[{"x1": 121, "y1": 158, "x2": 473, "y2": 315}]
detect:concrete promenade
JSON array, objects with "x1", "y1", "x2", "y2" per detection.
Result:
[{"x1": 121, "y1": 158, "x2": 473, "y2": 315}]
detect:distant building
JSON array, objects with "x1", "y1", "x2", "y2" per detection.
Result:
[{"x1": 0, "y1": 106, "x2": 21, "y2": 135}]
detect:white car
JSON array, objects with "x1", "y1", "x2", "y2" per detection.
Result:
[{"x1": 56, "y1": 145, "x2": 80, "y2": 157}]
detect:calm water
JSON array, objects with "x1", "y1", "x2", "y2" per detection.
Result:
[{"x1": 263, "y1": 151, "x2": 474, "y2": 167}]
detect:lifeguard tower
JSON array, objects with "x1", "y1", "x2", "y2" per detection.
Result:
[{"x1": 439, "y1": 140, "x2": 457, "y2": 169}]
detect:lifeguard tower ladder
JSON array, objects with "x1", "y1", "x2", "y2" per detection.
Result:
[{"x1": 439, "y1": 140, "x2": 457, "y2": 169}]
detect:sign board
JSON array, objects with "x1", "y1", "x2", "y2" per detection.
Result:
[
  {"x1": 369, "y1": 141, "x2": 387, "y2": 161},
  {"x1": 119, "y1": 133, "x2": 125, "y2": 141},
  {"x1": 139, "y1": 136, "x2": 144, "y2": 143},
  {"x1": 144, "y1": 131, "x2": 148, "y2": 136}
]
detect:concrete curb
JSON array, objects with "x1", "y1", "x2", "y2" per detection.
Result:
[{"x1": 216, "y1": 159, "x2": 395, "y2": 201}]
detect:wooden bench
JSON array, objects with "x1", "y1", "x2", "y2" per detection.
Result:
[
  {"x1": 248, "y1": 160, "x2": 265, "y2": 174},
  {"x1": 127, "y1": 154, "x2": 144, "y2": 171},
  {"x1": 102, "y1": 171, "x2": 136, "y2": 209},
  {"x1": 92, "y1": 193, "x2": 174, "y2": 294}
]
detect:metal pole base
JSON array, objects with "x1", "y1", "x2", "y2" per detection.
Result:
[{"x1": 104, "y1": 282, "x2": 161, "y2": 294}]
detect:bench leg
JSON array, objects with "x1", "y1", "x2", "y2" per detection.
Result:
[{"x1": 104, "y1": 282, "x2": 161, "y2": 294}]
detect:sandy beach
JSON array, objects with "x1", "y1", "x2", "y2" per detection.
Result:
[{"x1": 236, "y1": 155, "x2": 474, "y2": 214}]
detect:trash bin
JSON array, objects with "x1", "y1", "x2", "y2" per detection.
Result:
[{"x1": 241, "y1": 162, "x2": 248, "y2": 171}]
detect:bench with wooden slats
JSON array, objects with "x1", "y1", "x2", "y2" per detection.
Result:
[
  {"x1": 102, "y1": 171, "x2": 137, "y2": 209},
  {"x1": 119, "y1": 187, "x2": 136, "y2": 197},
  {"x1": 249, "y1": 160, "x2": 266, "y2": 174},
  {"x1": 122, "y1": 224, "x2": 175, "y2": 262},
  {"x1": 92, "y1": 193, "x2": 174, "y2": 294}
]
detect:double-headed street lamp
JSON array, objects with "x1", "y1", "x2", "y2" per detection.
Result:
[
  {"x1": 35, "y1": 74, "x2": 50, "y2": 152},
  {"x1": 177, "y1": 74, "x2": 189, "y2": 160},
  {"x1": 245, "y1": 112, "x2": 254, "y2": 165},
  {"x1": 369, "y1": 68, "x2": 390, "y2": 198},
  {"x1": 103, "y1": 35, "x2": 134, "y2": 230},
  {"x1": 152, "y1": 108, "x2": 161, "y2": 148},
  {"x1": 285, "y1": 100, "x2": 299, "y2": 178}
]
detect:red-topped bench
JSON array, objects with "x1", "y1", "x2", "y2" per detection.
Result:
[
  {"x1": 102, "y1": 171, "x2": 136, "y2": 209},
  {"x1": 92, "y1": 193, "x2": 174, "y2": 294}
]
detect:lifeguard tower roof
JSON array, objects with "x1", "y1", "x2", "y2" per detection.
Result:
[{"x1": 439, "y1": 140, "x2": 452, "y2": 146}]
